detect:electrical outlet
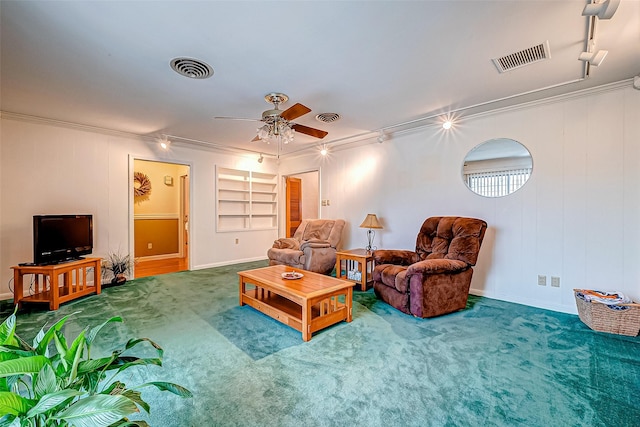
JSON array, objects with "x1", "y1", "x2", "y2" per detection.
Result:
[
  {"x1": 551, "y1": 276, "x2": 560, "y2": 287},
  {"x1": 235, "y1": 238, "x2": 239, "y2": 244},
  {"x1": 538, "y1": 275, "x2": 547, "y2": 286},
  {"x1": 147, "y1": 243, "x2": 152, "y2": 249}
]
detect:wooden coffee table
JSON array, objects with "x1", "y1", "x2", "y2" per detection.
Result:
[{"x1": 238, "y1": 265, "x2": 353, "y2": 341}]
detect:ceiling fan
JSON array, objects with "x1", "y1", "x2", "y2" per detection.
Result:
[{"x1": 214, "y1": 93, "x2": 328, "y2": 143}]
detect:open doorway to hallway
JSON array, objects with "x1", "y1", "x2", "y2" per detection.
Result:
[
  {"x1": 132, "y1": 159, "x2": 190, "y2": 278},
  {"x1": 284, "y1": 170, "x2": 320, "y2": 237}
]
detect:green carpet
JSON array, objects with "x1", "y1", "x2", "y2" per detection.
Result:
[{"x1": 9, "y1": 261, "x2": 640, "y2": 426}]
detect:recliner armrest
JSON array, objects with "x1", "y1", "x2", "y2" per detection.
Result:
[
  {"x1": 300, "y1": 239, "x2": 331, "y2": 251},
  {"x1": 372, "y1": 250, "x2": 418, "y2": 266},
  {"x1": 406, "y1": 259, "x2": 469, "y2": 276},
  {"x1": 272, "y1": 238, "x2": 300, "y2": 250}
]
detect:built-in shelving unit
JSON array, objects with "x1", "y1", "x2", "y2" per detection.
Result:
[{"x1": 216, "y1": 166, "x2": 277, "y2": 231}]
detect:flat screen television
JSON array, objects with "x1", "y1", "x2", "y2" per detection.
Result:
[{"x1": 33, "y1": 214, "x2": 93, "y2": 265}]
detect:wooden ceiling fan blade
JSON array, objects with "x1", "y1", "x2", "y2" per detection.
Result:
[
  {"x1": 291, "y1": 123, "x2": 328, "y2": 139},
  {"x1": 281, "y1": 103, "x2": 311, "y2": 121}
]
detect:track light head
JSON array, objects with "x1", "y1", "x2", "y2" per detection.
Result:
[
  {"x1": 578, "y1": 49, "x2": 608, "y2": 67},
  {"x1": 158, "y1": 137, "x2": 171, "y2": 150},
  {"x1": 582, "y1": 0, "x2": 620, "y2": 20}
]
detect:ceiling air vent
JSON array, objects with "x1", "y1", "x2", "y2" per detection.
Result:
[
  {"x1": 492, "y1": 41, "x2": 551, "y2": 73},
  {"x1": 170, "y1": 57, "x2": 214, "y2": 79},
  {"x1": 315, "y1": 112, "x2": 341, "y2": 123}
]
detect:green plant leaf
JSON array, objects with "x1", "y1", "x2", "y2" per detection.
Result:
[
  {"x1": 54, "y1": 394, "x2": 139, "y2": 427},
  {"x1": 0, "y1": 391, "x2": 33, "y2": 416},
  {"x1": 66, "y1": 331, "x2": 86, "y2": 384},
  {"x1": 26, "y1": 388, "x2": 83, "y2": 417},
  {"x1": 0, "y1": 345, "x2": 35, "y2": 359},
  {"x1": 0, "y1": 414, "x2": 21, "y2": 427},
  {"x1": 34, "y1": 312, "x2": 80, "y2": 356},
  {"x1": 78, "y1": 356, "x2": 118, "y2": 374},
  {"x1": 108, "y1": 420, "x2": 151, "y2": 427},
  {"x1": 137, "y1": 382, "x2": 193, "y2": 398},
  {"x1": 120, "y1": 389, "x2": 149, "y2": 414},
  {"x1": 124, "y1": 338, "x2": 163, "y2": 359},
  {"x1": 53, "y1": 330, "x2": 69, "y2": 372},
  {"x1": 87, "y1": 317, "x2": 122, "y2": 348},
  {"x1": 34, "y1": 364, "x2": 57, "y2": 398},
  {"x1": 114, "y1": 358, "x2": 163, "y2": 375},
  {"x1": 0, "y1": 356, "x2": 49, "y2": 378},
  {"x1": 0, "y1": 310, "x2": 17, "y2": 347}
]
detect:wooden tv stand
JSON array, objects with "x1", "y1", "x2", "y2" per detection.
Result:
[{"x1": 12, "y1": 257, "x2": 102, "y2": 310}]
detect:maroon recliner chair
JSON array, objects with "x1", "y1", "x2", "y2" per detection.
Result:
[{"x1": 372, "y1": 216, "x2": 487, "y2": 318}]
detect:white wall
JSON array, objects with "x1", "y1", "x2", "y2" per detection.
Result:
[
  {"x1": 0, "y1": 118, "x2": 278, "y2": 298},
  {"x1": 279, "y1": 84, "x2": 640, "y2": 313},
  {"x1": 2, "y1": 84, "x2": 638, "y2": 313}
]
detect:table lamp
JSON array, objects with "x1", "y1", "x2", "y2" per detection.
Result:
[{"x1": 359, "y1": 214, "x2": 383, "y2": 252}]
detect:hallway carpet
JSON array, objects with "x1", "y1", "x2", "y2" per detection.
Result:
[{"x1": 11, "y1": 261, "x2": 640, "y2": 426}]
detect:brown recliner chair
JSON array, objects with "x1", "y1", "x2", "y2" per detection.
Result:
[
  {"x1": 372, "y1": 216, "x2": 487, "y2": 318},
  {"x1": 267, "y1": 219, "x2": 346, "y2": 275}
]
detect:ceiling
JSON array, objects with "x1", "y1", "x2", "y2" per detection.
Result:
[{"x1": 1, "y1": 1, "x2": 639, "y2": 158}]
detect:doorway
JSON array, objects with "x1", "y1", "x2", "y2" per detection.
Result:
[
  {"x1": 284, "y1": 170, "x2": 320, "y2": 237},
  {"x1": 132, "y1": 159, "x2": 190, "y2": 278}
]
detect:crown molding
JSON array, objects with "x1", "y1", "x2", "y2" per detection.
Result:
[{"x1": 2, "y1": 78, "x2": 634, "y2": 159}]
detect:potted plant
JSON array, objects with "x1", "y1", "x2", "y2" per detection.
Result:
[
  {"x1": 102, "y1": 252, "x2": 134, "y2": 286},
  {"x1": 0, "y1": 309, "x2": 192, "y2": 426}
]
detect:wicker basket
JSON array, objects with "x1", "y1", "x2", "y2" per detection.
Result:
[{"x1": 574, "y1": 289, "x2": 640, "y2": 336}]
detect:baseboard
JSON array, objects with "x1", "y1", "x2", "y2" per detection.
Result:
[
  {"x1": 0, "y1": 292, "x2": 13, "y2": 302},
  {"x1": 193, "y1": 256, "x2": 268, "y2": 270},
  {"x1": 470, "y1": 287, "x2": 577, "y2": 315}
]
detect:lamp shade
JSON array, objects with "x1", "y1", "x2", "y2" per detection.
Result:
[{"x1": 359, "y1": 214, "x2": 383, "y2": 229}]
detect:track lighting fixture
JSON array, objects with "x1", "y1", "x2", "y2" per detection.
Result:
[
  {"x1": 320, "y1": 145, "x2": 328, "y2": 156},
  {"x1": 578, "y1": 49, "x2": 608, "y2": 67},
  {"x1": 633, "y1": 75, "x2": 640, "y2": 91},
  {"x1": 582, "y1": 0, "x2": 620, "y2": 20},
  {"x1": 158, "y1": 137, "x2": 171, "y2": 150},
  {"x1": 442, "y1": 120, "x2": 453, "y2": 130},
  {"x1": 377, "y1": 131, "x2": 388, "y2": 143}
]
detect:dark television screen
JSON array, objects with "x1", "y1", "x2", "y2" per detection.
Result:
[{"x1": 33, "y1": 215, "x2": 93, "y2": 265}]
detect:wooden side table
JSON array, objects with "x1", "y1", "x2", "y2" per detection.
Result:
[
  {"x1": 12, "y1": 257, "x2": 102, "y2": 310},
  {"x1": 335, "y1": 249, "x2": 374, "y2": 291}
]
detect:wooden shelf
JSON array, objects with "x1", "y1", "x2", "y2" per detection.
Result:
[{"x1": 216, "y1": 166, "x2": 277, "y2": 231}]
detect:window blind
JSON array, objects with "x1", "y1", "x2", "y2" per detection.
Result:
[{"x1": 465, "y1": 168, "x2": 531, "y2": 197}]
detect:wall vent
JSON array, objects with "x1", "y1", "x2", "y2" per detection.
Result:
[{"x1": 492, "y1": 41, "x2": 551, "y2": 73}]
